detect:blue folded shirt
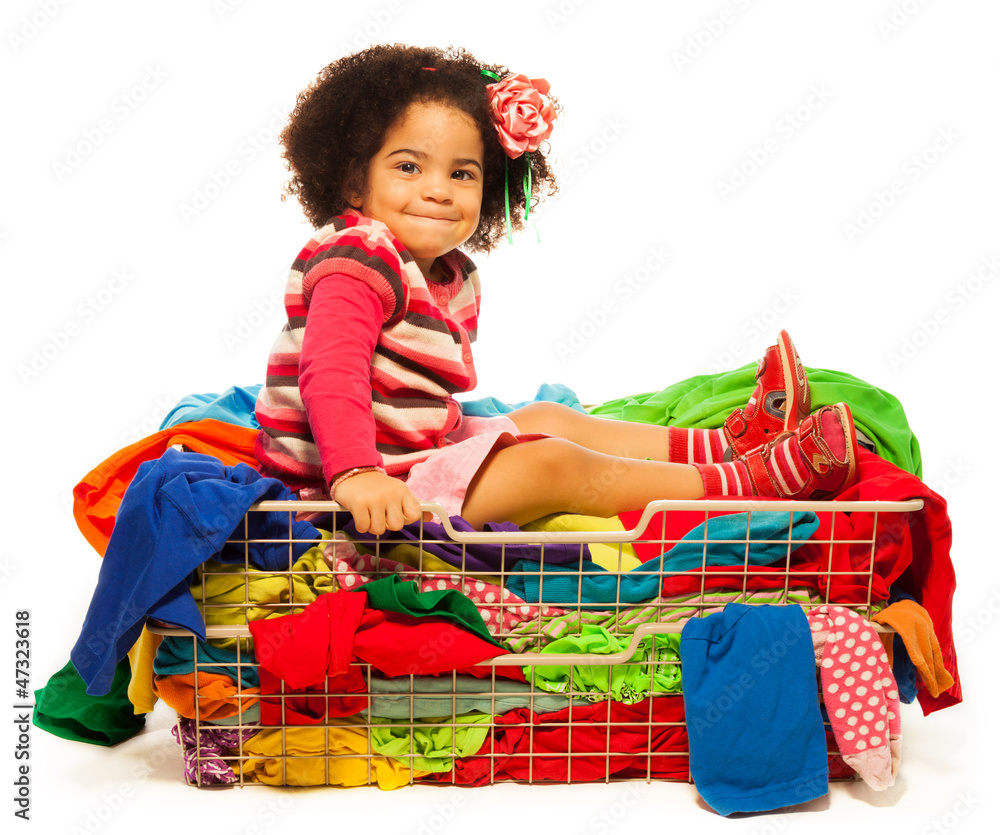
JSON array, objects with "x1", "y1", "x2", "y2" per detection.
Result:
[
  {"x1": 681, "y1": 603, "x2": 828, "y2": 815},
  {"x1": 71, "y1": 448, "x2": 317, "y2": 696}
]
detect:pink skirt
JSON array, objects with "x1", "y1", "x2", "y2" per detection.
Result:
[{"x1": 404, "y1": 413, "x2": 548, "y2": 520}]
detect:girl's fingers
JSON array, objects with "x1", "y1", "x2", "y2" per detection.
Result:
[
  {"x1": 353, "y1": 506, "x2": 373, "y2": 535},
  {"x1": 385, "y1": 502, "x2": 406, "y2": 532},
  {"x1": 401, "y1": 493, "x2": 423, "y2": 524},
  {"x1": 368, "y1": 512, "x2": 386, "y2": 536}
]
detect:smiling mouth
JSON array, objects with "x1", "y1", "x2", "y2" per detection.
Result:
[{"x1": 409, "y1": 214, "x2": 458, "y2": 222}]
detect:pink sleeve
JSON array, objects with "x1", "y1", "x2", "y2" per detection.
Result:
[{"x1": 299, "y1": 276, "x2": 386, "y2": 485}]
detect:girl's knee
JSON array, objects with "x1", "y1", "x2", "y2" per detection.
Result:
[
  {"x1": 508, "y1": 401, "x2": 578, "y2": 435},
  {"x1": 483, "y1": 436, "x2": 584, "y2": 485},
  {"x1": 521, "y1": 437, "x2": 599, "y2": 487}
]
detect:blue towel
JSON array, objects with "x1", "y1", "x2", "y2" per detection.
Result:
[
  {"x1": 680, "y1": 603, "x2": 828, "y2": 815},
  {"x1": 160, "y1": 384, "x2": 263, "y2": 430},
  {"x1": 458, "y1": 382, "x2": 587, "y2": 417}
]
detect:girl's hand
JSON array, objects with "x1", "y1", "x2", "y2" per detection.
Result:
[{"x1": 331, "y1": 470, "x2": 431, "y2": 534}]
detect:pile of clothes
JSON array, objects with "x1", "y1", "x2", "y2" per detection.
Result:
[{"x1": 33, "y1": 367, "x2": 961, "y2": 814}]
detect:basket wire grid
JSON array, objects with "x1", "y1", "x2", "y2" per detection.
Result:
[{"x1": 150, "y1": 498, "x2": 921, "y2": 788}]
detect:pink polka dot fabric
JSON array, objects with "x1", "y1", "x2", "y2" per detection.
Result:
[
  {"x1": 806, "y1": 605, "x2": 902, "y2": 790},
  {"x1": 322, "y1": 532, "x2": 564, "y2": 636}
]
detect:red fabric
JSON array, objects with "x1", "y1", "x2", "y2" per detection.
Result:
[
  {"x1": 639, "y1": 450, "x2": 958, "y2": 715},
  {"x1": 257, "y1": 666, "x2": 369, "y2": 724},
  {"x1": 351, "y1": 607, "x2": 519, "y2": 678},
  {"x1": 427, "y1": 696, "x2": 690, "y2": 785},
  {"x1": 832, "y1": 450, "x2": 959, "y2": 715},
  {"x1": 249, "y1": 589, "x2": 525, "y2": 725},
  {"x1": 620, "y1": 505, "x2": 756, "y2": 563},
  {"x1": 424, "y1": 700, "x2": 854, "y2": 787},
  {"x1": 249, "y1": 591, "x2": 369, "y2": 689}
]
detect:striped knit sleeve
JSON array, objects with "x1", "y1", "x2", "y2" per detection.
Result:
[
  {"x1": 299, "y1": 223, "x2": 408, "y2": 325},
  {"x1": 299, "y1": 276, "x2": 385, "y2": 484}
]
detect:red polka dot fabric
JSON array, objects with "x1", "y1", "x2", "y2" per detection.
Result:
[
  {"x1": 807, "y1": 605, "x2": 902, "y2": 790},
  {"x1": 323, "y1": 532, "x2": 560, "y2": 635}
]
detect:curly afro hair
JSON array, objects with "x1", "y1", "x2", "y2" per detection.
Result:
[{"x1": 279, "y1": 44, "x2": 559, "y2": 253}]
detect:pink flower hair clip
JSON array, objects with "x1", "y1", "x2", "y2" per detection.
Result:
[
  {"x1": 482, "y1": 70, "x2": 557, "y2": 243},
  {"x1": 484, "y1": 72, "x2": 557, "y2": 158}
]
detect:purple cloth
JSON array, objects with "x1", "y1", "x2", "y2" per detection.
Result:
[
  {"x1": 172, "y1": 717, "x2": 258, "y2": 786},
  {"x1": 343, "y1": 516, "x2": 582, "y2": 573}
]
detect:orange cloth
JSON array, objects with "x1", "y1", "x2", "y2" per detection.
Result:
[
  {"x1": 152, "y1": 672, "x2": 260, "y2": 721},
  {"x1": 73, "y1": 419, "x2": 259, "y2": 556},
  {"x1": 878, "y1": 632, "x2": 894, "y2": 666},
  {"x1": 872, "y1": 598, "x2": 955, "y2": 699}
]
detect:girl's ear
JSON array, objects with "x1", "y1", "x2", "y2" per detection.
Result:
[{"x1": 344, "y1": 162, "x2": 366, "y2": 210}]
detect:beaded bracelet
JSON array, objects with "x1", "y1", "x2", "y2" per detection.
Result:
[{"x1": 330, "y1": 465, "x2": 386, "y2": 495}]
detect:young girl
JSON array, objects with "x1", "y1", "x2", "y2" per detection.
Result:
[{"x1": 254, "y1": 44, "x2": 859, "y2": 535}]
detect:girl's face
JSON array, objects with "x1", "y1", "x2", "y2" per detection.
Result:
[{"x1": 359, "y1": 101, "x2": 484, "y2": 279}]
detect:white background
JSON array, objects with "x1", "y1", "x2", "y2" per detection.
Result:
[{"x1": 1, "y1": 0, "x2": 995, "y2": 832}]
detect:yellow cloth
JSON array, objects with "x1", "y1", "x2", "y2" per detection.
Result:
[
  {"x1": 524, "y1": 513, "x2": 641, "y2": 571},
  {"x1": 192, "y1": 531, "x2": 334, "y2": 650},
  {"x1": 126, "y1": 627, "x2": 162, "y2": 714},
  {"x1": 239, "y1": 722, "x2": 429, "y2": 788}
]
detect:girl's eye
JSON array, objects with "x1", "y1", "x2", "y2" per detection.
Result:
[
  {"x1": 453, "y1": 170, "x2": 475, "y2": 181},
  {"x1": 398, "y1": 162, "x2": 419, "y2": 174}
]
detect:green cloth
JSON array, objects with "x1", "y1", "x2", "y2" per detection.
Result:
[
  {"x1": 368, "y1": 713, "x2": 492, "y2": 771},
  {"x1": 589, "y1": 365, "x2": 921, "y2": 478},
  {"x1": 33, "y1": 659, "x2": 145, "y2": 746},
  {"x1": 504, "y1": 588, "x2": 824, "y2": 652},
  {"x1": 364, "y1": 674, "x2": 589, "y2": 718},
  {"x1": 361, "y1": 573, "x2": 505, "y2": 648},
  {"x1": 527, "y1": 625, "x2": 683, "y2": 703}
]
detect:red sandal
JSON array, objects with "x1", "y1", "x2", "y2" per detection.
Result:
[
  {"x1": 724, "y1": 330, "x2": 811, "y2": 457},
  {"x1": 740, "y1": 403, "x2": 859, "y2": 500}
]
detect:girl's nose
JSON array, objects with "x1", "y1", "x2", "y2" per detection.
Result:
[{"x1": 421, "y1": 173, "x2": 452, "y2": 202}]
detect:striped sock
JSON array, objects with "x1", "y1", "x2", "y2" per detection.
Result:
[
  {"x1": 696, "y1": 421, "x2": 829, "y2": 499},
  {"x1": 694, "y1": 460, "x2": 755, "y2": 496},
  {"x1": 667, "y1": 426, "x2": 729, "y2": 464},
  {"x1": 758, "y1": 434, "x2": 811, "y2": 497},
  {"x1": 753, "y1": 408, "x2": 845, "y2": 497}
]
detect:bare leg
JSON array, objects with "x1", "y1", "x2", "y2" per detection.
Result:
[
  {"x1": 461, "y1": 437, "x2": 704, "y2": 530},
  {"x1": 508, "y1": 401, "x2": 675, "y2": 462}
]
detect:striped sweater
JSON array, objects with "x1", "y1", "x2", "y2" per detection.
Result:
[{"x1": 254, "y1": 212, "x2": 481, "y2": 486}]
